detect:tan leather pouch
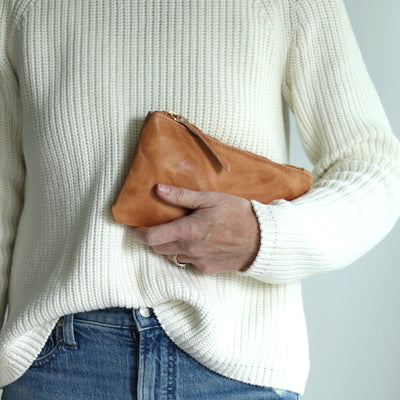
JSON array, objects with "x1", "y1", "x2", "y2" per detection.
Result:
[{"x1": 111, "y1": 111, "x2": 313, "y2": 227}]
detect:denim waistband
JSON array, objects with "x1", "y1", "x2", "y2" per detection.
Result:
[
  {"x1": 60, "y1": 307, "x2": 158, "y2": 347},
  {"x1": 73, "y1": 307, "x2": 136, "y2": 327}
]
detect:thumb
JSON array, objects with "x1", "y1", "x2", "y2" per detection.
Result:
[{"x1": 156, "y1": 184, "x2": 212, "y2": 209}]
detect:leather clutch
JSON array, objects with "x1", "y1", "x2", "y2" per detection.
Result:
[{"x1": 111, "y1": 111, "x2": 313, "y2": 227}]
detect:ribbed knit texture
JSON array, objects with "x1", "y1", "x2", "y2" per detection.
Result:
[{"x1": 1, "y1": 0, "x2": 399, "y2": 394}]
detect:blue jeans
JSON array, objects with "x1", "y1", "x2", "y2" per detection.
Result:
[{"x1": 2, "y1": 307, "x2": 299, "y2": 400}]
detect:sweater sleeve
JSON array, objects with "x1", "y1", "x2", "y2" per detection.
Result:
[
  {"x1": 240, "y1": 0, "x2": 400, "y2": 284},
  {"x1": 0, "y1": 4, "x2": 25, "y2": 328}
]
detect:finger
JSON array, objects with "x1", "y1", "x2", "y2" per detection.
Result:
[
  {"x1": 151, "y1": 241, "x2": 182, "y2": 256},
  {"x1": 129, "y1": 226, "x2": 152, "y2": 244},
  {"x1": 129, "y1": 217, "x2": 192, "y2": 247},
  {"x1": 155, "y1": 184, "x2": 214, "y2": 209}
]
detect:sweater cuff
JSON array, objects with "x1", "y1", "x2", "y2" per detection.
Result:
[{"x1": 239, "y1": 199, "x2": 280, "y2": 282}]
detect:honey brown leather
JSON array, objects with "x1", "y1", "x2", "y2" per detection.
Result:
[{"x1": 111, "y1": 111, "x2": 313, "y2": 227}]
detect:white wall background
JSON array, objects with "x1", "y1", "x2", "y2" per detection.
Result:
[{"x1": 289, "y1": 1, "x2": 400, "y2": 399}]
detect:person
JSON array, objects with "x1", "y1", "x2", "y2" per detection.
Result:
[{"x1": 0, "y1": 0, "x2": 399, "y2": 399}]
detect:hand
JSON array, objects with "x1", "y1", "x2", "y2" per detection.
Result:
[{"x1": 129, "y1": 184, "x2": 261, "y2": 274}]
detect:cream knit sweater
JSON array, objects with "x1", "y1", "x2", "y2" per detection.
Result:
[{"x1": 1, "y1": 0, "x2": 399, "y2": 394}]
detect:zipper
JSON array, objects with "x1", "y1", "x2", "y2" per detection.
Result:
[
  {"x1": 166, "y1": 111, "x2": 229, "y2": 171},
  {"x1": 165, "y1": 112, "x2": 310, "y2": 178}
]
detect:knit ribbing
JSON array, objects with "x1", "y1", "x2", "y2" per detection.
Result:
[{"x1": 1, "y1": 0, "x2": 399, "y2": 394}]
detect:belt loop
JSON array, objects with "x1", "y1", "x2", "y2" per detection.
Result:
[{"x1": 62, "y1": 314, "x2": 77, "y2": 349}]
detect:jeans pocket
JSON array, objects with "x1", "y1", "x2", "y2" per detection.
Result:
[{"x1": 31, "y1": 319, "x2": 64, "y2": 368}]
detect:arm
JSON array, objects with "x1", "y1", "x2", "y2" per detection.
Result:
[
  {"x1": 0, "y1": 3, "x2": 25, "y2": 328},
  {"x1": 240, "y1": 0, "x2": 400, "y2": 284},
  {"x1": 128, "y1": 0, "x2": 400, "y2": 282}
]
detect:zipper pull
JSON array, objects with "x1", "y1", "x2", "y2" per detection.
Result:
[
  {"x1": 168, "y1": 110, "x2": 183, "y2": 122},
  {"x1": 167, "y1": 111, "x2": 230, "y2": 172}
]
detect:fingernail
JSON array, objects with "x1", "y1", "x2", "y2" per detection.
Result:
[{"x1": 158, "y1": 184, "x2": 171, "y2": 194}]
